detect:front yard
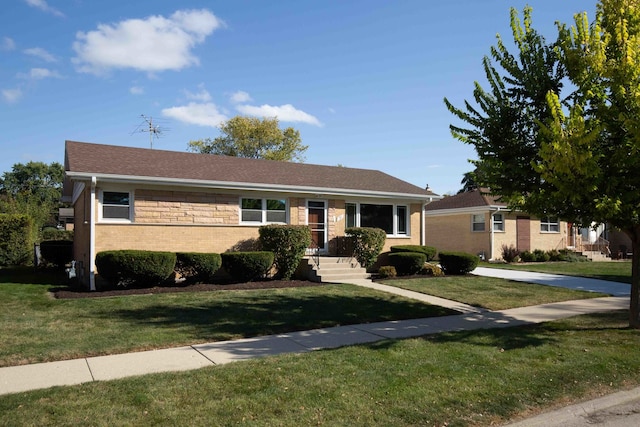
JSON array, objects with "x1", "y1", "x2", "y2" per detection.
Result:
[{"x1": 0, "y1": 265, "x2": 636, "y2": 426}]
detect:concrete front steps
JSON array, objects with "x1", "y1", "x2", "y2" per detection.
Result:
[
  {"x1": 300, "y1": 256, "x2": 370, "y2": 282},
  {"x1": 580, "y1": 250, "x2": 611, "y2": 262}
]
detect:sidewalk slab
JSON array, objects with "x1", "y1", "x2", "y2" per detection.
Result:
[
  {"x1": 498, "y1": 297, "x2": 628, "y2": 323},
  {"x1": 0, "y1": 359, "x2": 93, "y2": 395},
  {"x1": 473, "y1": 267, "x2": 630, "y2": 297},
  {"x1": 193, "y1": 335, "x2": 310, "y2": 364},
  {"x1": 281, "y1": 325, "x2": 383, "y2": 350},
  {"x1": 87, "y1": 346, "x2": 213, "y2": 381}
]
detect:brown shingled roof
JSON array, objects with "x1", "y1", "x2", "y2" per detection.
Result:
[
  {"x1": 64, "y1": 140, "x2": 437, "y2": 198},
  {"x1": 425, "y1": 188, "x2": 506, "y2": 211}
]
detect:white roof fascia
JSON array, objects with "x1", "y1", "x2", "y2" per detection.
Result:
[
  {"x1": 65, "y1": 171, "x2": 436, "y2": 202},
  {"x1": 424, "y1": 205, "x2": 510, "y2": 217}
]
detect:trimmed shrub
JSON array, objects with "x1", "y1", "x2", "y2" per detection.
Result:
[
  {"x1": 41, "y1": 228, "x2": 73, "y2": 241},
  {"x1": 39, "y1": 240, "x2": 73, "y2": 268},
  {"x1": 533, "y1": 249, "x2": 550, "y2": 262},
  {"x1": 438, "y1": 251, "x2": 479, "y2": 275},
  {"x1": 421, "y1": 262, "x2": 444, "y2": 276},
  {"x1": 501, "y1": 244, "x2": 520, "y2": 263},
  {"x1": 345, "y1": 227, "x2": 386, "y2": 268},
  {"x1": 95, "y1": 250, "x2": 176, "y2": 287},
  {"x1": 519, "y1": 250, "x2": 535, "y2": 262},
  {"x1": 388, "y1": 252, "x2": 427, "y2": 276},
  {"x1": 221, "y1": 251, "x2": 274, "y2": 283},
  {"x1": 175, "y1": 252, "x2": 222, "y2": 284},
  {"x1": 0, "y1": 214, "x2": 34, "y2": 267},
  {"x1": 259, "y1": 225, "x2": 311, "y2": 280},
  {"x1": 378, "y1": 265, "x2": 397, "y2": 279},
  {"x1": 390, "y1": 245, "x2": 437, "y2": 261}
]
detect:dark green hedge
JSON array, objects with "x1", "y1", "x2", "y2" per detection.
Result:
[
  {"x1": 221, "y1": 251, "x2": 274, "y2": 283},
  {"x1": 438, "y1": 251, "x2": 479, "y2": 275},
  {"x1": 0, "y1": 214, "x2": 34, "y2": 267},
  {"x1": 390, "y1": 245, "x2": 437, "y2": 261},
  {"x1": 39, "y1": 240, "x2": 73, "y2": 268},
  {"x1": 175, "y1": 252, "x2": 222, "y2": 284},
  {"x1": 345, "y1": 227, "x2": 386, "y2": 268},
  {"x1": 95, "y1": 250, "x2": 176, "y2": 287},
  {"x1": 259, "y1": 225, "x2": 311, "y2": 280},
  {"x1": 388, "y1": 252, "x2": 427, "y2": 276}
]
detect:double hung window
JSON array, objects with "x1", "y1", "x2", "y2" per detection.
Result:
[
  {"x1": 241, "y1": 198, "x2": 287, "y2": 224},
  {"x1": 100, "y1": 191, "x2": 132, "y2": 221}
]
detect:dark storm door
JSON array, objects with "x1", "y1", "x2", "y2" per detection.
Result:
[{"x1": 517, "y1": 216, "x2": 531, "y2": 252}]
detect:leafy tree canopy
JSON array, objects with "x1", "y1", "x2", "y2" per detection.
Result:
[
  {"x1": 188, "y1": 116, "x2": 308, "y2": 162},
  {"x1": 445, "y1": 1, "x2": 640, "y2": 327}
]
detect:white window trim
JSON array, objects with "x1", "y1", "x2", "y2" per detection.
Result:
[
  {"x1": 540, "y1": 216, "x2": 560, "y2": 233},
  {"x1": 472, "y1": 213, "x2": 485, "y2": 232},
  {"x1": 239, "y1": 197, "x2": 288, "y2": 225},
  {"x1": 346, "y1": 202, "x2": 410, "y2": 237},
  {"x1": 492, "y1": 213, "x2": 505, "y2": 232},
  {"x1": 98, "y1": 189, "x2": 134, "y2": 223}
]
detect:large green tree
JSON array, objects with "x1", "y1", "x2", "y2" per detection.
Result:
[
  {"x1": 446, "y1": 1, "x2": 640, "y2": 327},
  {"x1": 188, "y1": 116, "x2": 308, "y2": 162},
  {"x1": 0, "y1": 161, "x2": 64, "y2": 233}
]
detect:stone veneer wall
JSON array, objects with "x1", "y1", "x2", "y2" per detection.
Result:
[{"x1": 134, "y1": 189, "x2": 238, "y2": 224}]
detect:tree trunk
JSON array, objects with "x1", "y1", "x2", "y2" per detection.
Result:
[{"x1": 626, "y1": 227, "x2": 640, "y2": 328}]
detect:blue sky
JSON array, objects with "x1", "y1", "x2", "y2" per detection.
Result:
[{"x1": 1, "y1": 0, "x2": 596, "y2": 195}]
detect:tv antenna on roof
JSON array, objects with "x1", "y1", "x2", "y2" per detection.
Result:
[{"x1": 131, "y1": 114, "x2": 168, "y2": 149}]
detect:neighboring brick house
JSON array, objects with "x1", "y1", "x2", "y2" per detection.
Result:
[
  {"x1": 63, "y1": 141, "x2": 441, "y2": 289},
  {"x1": 424, "y1": 189, "x2": 569, "y2": 261}
]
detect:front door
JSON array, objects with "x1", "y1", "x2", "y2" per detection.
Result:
[
  {"x1": 307, "y1": 200, "x2": 327, "y2": 252},
  {"x1": 516, "y1": 216, "x2": 531, "y2": 252}
]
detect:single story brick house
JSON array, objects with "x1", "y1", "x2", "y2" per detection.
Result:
[
  {"x1": 424, "y1": 189, "x2": 569, "y2": 261},
  {"x1": 63, "y1": 140, "x2": 441, "y2": 289}
]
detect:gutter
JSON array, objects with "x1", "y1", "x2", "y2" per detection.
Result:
[{"x1": 65, "y1": 171, "x2": 441, "y2": 202}]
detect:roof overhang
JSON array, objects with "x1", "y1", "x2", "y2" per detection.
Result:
[
  {"x1": 65, "y1": 171, "x2": 440, "y2": 202},
  {"x1": 424, "y1": 205, "x2": 511, "y2": 217}
]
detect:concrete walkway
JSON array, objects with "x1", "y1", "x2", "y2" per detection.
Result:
[
  {"x1": 0, "y1": 270, "x2": 630, "y2": 398},
  {"x1": 472, "y1": 266, "x2": 631, "y2": 297}
]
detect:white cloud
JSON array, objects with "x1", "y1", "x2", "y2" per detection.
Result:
[
  {"x1": 24, "y1": 47, "x2": 57, "y2": 62},
  {"x1": 2, "y1": 88, "x2": 23, "y2": 103},
  {"x1": 229, "y1": 90, "x2": 252, "y2": 104},
  {"x1": 2, "y1": 37, "x2": 16, "y2": 51},
  {"x1": 236, "y1": 103, "x2": 322, "y2": 126},
  {"x1": 130, "y1": 86, "x2": 144, "y2": 95},
  {"x1": 17, "y1": 67, "x2": 62, "y2": 79},
  {"x1": 184, "y1": 84, "x2": 211, "y2": 102},
  {"x1": 162, "y1": 102, "x2": 227, "y2": 127},
  {"x1": 24, "y1": 0, "x2": 64, "y2": 17},
  {"x1": 72, "y1": 9, "x2": 223, "y2": 75}
]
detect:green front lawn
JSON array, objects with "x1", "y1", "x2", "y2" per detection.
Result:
[
  {"x1": 382, "y1": 276, "x2": 609, "y2": 311},
  {"x1": 481, "y1": 261, "x2": 632, "y2": 283},
  {"x1": 0, "y1": 269, "x2": 456, "y2": 367},
  {"x1": 1, "y1": 311, "x2": 637, "y2": 427}
]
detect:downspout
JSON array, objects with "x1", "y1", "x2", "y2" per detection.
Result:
[
  {"x1": 89, "y1": 177, "x2": 96, "y2": 291},
  {"x1": 421, "y1": 200, "x2": 427, "y2": 246},
  {"x1": 489, "y1": 207, "x2": 503, "y2": 261}
]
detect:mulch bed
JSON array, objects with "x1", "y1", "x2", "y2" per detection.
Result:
[{"x1": 52, "y1": 280, "x2": 327, "y2": 299}]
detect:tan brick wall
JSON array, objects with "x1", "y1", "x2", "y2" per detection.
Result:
[
  {"x1": 134, "y1": 189, "x2": 238, "y2": 224},
  {"x1": 95, "y1": 224, "x2": 259, "y2": 254},
  {"x1": 425, "y1": 212, "x2": 490, "y2": 257},
  {"x1": 426, "y1": 211, "x2": 569, "y2": 261}
]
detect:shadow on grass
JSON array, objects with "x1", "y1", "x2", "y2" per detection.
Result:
[
  {"x1": 90, "y1": 293, "x2": 459, "y2": 340},
  {"x1": 0, "y1": 267, "x2": 67, "y2": 285}
]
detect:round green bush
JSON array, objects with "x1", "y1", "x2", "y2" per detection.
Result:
[
  {"x1": 421, "y1": 262, "x2": 444, "y2": 276},
  {"x1": 175, "y1": 252, "x2": 222, "y2": 284},
  {"x1": 259, "y1": 225, "x2": 311, "y2": 280},
  {"x1": 390, "y1": 245, "x2": 437, "y2": 261},
  {"x1": 519, "y1": 251, "x2": 535, "y2": 262},
  {"x1": 378, "y1": 265, "x2": 397, "y2": 278},
  {"x1": 39, "y1": 240, "x2": 73, "y2": 268},
  {"x1": 437, "y1": 251, "x2": 479, "y2": 275},
  {"x1": 95, "y1": 250, "x2": 176, "y2": 287},
  {"x1": 345, "y1": 227, "x2": 386, "y2": 268},
  {"x1": 221, "y1": 251, "x2": 274, "y2": 282},
  {"x1": 388, "y1": 252, "x2": 427, "y2": 276}
]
